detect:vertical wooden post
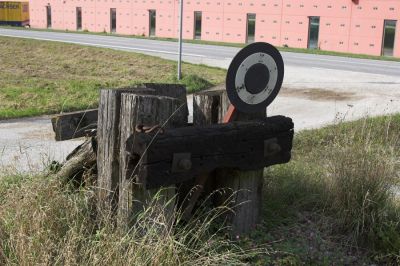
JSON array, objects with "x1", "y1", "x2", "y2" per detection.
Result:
[
  {"x1": 118, "y1": 94, "x2": 187, "y2": 229},
  {"x1": 193, "y1": 88, "x2": 266, "y2": 237},
  {"x1": 97, "y1": 88, "x2": 138, "y2": 212},
  {"x1": 176, "y1": 89, "x2": 227, "y2": 219},
  {"x1": 193, "y1": 89, "x2": 229, "y2": 126},
  {"x1": 97, "y1": 84, "x2": 188, "y2": 213},
  {"x1": 215, "y1": 160, "x2": 264, "y2": 237}
]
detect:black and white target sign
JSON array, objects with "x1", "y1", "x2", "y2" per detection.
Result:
[{"x1": 226, "y1": 42, "x2": 284, "y2": 113}]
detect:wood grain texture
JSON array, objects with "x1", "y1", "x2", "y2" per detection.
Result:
[
  {"x1": 53, "y1": 84, "x2": 187, "y2": 142},
  {"x1": 193, "y1": 89, "x2": 229, "y2": 125},
  {"x1": 215, "y1": 167, "x2": 264, "y2": 236},
  {"x1": 51, "y1": 109, "x2": 98, "y2": 141},
  {"x1": 118, "y1": 94, "x2": 188, "y2": 229},
  {"x1": 183, "y1": 88, "x2": 230, "y2": 217},
  {"x1": 96, "y1": 84, "x2": 188, "y2": 213},
  {"x1": 55, "y1": 136, "x2": 97, "y2": 182},
  {"x1": 218, "y1": 109, "x2": 266, "y2": 237},
  {"x1": 97, "y1": 88, "x2": 138, "y2": 212}
]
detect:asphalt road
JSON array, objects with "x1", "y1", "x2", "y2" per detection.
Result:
[
  {"x1": 1, "y1": 28, "x2": 400, "y2": 173},
  {"x1": 1, "y1": 28, "x2": 400, "y2": 76}
]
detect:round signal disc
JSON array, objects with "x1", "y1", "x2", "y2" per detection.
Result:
[{"x1": 226, "y1": 42, "x2": 284, "y2": 113}]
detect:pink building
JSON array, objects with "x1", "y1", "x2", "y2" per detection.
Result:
[{"x1": 29, "y1": 0, "x2": 399, "y2": 57}]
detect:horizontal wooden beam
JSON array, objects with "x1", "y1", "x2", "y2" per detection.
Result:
[
  {"x1": 51, "y1": 109, "x2": 98, "y2": 141},
  {"x1": 126, "y1": 116, "x2": 294, "y2": 189},
  {"x1": 51, "y1": 83, "x2": 188, "y2": 141}
]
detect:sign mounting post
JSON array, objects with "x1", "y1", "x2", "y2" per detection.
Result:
[{"x1": 177, "y1": 0, "x2": 184, "y2": 80}]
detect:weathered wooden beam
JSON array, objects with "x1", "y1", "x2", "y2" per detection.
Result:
[
  {"x1": 51, "y1": 84, "x2": 188, "y2": 142},
  {"x1": 51, "y1": 109, "x2": 98, "y2": 141},
  {"x1": 55, "y1": 136, "x2": 97, "y2": 184},
  {"x1": 118, "y1": 94, "x2": 188, "y2": 229},
  {"x1": 217, "y1": 168, "x2": 263, "y2": 236},
  {"x1": 216, "y1": 104, "x2": 266, "y2": 237},
  {"x1": 193, "y1": 89, "x2": 228, "y2": 125},
  {"x1": 96, "y1": 84, "x2": 188, "y2": 213},
  {"x1": 176, "y1": 88, "x2": 230, "y2": 220},
  {"x1": 194, "y1": 88, "x2": 271, "y2": 237},
  {"x1": 97, "y1": 88, "x2": 142, "y2": 212},
  {"x1": 142, "y1": 83, "x2": 188, "y2": 111},
  {"x1": 126, "y1": 116, "x2": 293, "y2": 189}
]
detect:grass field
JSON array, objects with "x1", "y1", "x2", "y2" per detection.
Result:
[
  {"x1": 1, "y1": 114, "x2": 399, "y2": 265},
  {"x1": 251, "y1": 114, "x2": 400, "y2": 264},
  {"x1": 0, "y1": 36, "x2": 226, "y2": 119},
  {"x1": 2, "y1": 26, "x2": 400, "y2": 62}
]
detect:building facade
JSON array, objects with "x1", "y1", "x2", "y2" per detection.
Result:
[{"x1": 29, "y1": 0, "x2": 400, "y2": 57}]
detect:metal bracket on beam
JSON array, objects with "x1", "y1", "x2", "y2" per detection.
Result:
[
  {"x1": 264, "y1": 138, "x2": 281, "y2": 157},
  {"x1": 171, "y1": 153, "x2": 192, "y2": 173}
]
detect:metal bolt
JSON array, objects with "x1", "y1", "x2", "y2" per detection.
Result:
[
  {"x1": 267, "y1": 142, "x2": 281, "y2": 154},
  {"x1": 264, "y1": 138, "x2": 281, "y2": 157},
  {"x1": 178, "y1": 159, "x2": 192, "y2": 171}
]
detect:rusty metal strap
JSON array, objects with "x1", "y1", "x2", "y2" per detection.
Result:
[{"x1": 135, "y1": 124, "x2": 165, "y2": 134}]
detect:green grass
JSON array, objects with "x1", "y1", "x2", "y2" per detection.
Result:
[
  {"x1": 2, "y1": 25, "x2": 400, "y2": 62},
  {"x1": 1, "y1": 114, "x2": 399, "y2": 264},
  {"x1": 251, "y1": 114, "x2": 400, "y2": 264},
  {"x1": 0, "y1": 36, "x2": 226, "y2": 119}
]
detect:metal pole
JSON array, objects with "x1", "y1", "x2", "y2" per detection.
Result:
[{"x1": 178, "y1": 0, "x2": 183, "y2": 80}]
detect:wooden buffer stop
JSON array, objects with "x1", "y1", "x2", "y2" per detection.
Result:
[{"x1": 51, "y1": 43, "x2": 294, "y2": 236}]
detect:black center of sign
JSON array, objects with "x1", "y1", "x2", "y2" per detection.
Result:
[{"x1": 244, "y1": 63, "x2": 270, "y2": 94}]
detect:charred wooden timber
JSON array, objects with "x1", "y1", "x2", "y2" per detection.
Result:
[{"x1": 126, "y1": 116, "x2": 293, "y2": 189}]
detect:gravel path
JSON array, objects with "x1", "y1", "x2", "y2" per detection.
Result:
[{"x1": 0, "y1": 117, "x2": 82, "y2": 174}]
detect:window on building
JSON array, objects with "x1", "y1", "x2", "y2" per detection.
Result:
[
  {"x1": 382, "y1": 20, "x2": 397, "y2": 56},
  {"x1": 149, "y1": 10, "x2": 156, "y2": 37},
  {"x1": 110, "y1": 8, "x2": 117, "y2": 33},
  {"x1": 308, "y1": 16, "x2": 320, "y2": 49},
  {"x1": 76, "y1": 7, "x2": 82, "y2": 30},
  {"x1": 46, "y1": 5, "x2": 52, "y2": 28},
  {"x1": 194, "y1": 11, "x2": 202, "y2": 40},
  {"x1": 246, "y1": 14, "x2": 256, "y2": 43}
]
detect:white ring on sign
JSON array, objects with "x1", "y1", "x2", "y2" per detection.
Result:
[{"x1": 235, "y1": 53, "x2": 278, "y2": 105}]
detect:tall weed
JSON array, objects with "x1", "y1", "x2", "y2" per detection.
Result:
[{"x1": 0, "y1": 175, "x2": 256, "y2": 265}]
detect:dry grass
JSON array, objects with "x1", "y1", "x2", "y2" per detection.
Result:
[
  {"x1": 0, "y1": 36, "x2": 226, "y2": 119},
  {"x1": 251, "y1": 114, "x2": 400, "y2": 264},
  {"x1": 0, "y1": 175, "x2": 258, "y2": 265},
  {"x1": 325, "y1": 121, "x2": 399, "y2": 248}
]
